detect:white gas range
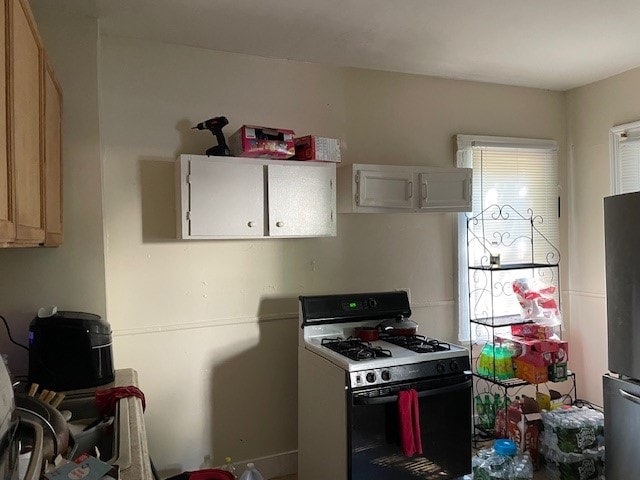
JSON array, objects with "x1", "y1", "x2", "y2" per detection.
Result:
[{"x1": 297, "y1": 290, "x2": 472, "y2": 480}]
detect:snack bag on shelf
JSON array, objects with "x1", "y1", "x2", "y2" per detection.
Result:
[{"x1": 512, "y1": 277, "x2": 561, "y2": 326}]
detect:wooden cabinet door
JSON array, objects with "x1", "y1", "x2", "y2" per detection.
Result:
[
  {"x1": 0, "y1": 0, "x2": 14, "y2": 244},
  {"x1": 11, "y1": 0, "x2": 44, "y2": 244},
  {"x1": 267, "y1": 163, "x2": 336, "y2": 237},
  {"x1": 43, "y1": 60, "x2": 62, "y2": 246},
  {"x1": 418, "y1": 169, "x2": 472, "y2": 212},
  {"x1": 187, "y1": 159, "x2": 264, "y2": 238}
]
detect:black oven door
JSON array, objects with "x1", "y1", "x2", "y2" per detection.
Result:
[{"x1": 348, "y1": 374, "x2": 472, "y2": 480}]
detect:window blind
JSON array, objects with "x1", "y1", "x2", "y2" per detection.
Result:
[
  {"x1": 471, "y1": 146, "x2": 559, "y2": 254},
  {"x1": 610, "y1": 121, "x2": 640, "y2": 195},
  {"x1": 618, "y1": 138, "x2": 640, "y2": 194},
  {"x1": 455, "y1": 136, "x2": 559, "y2": 341}
]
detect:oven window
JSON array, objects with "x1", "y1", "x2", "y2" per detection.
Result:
[{"x1": 349, "y1": 376, "x2": 471, "y2": 480}]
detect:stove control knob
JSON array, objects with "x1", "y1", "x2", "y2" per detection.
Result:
[
  {"x1": 450, "y1": 360, "x2": 459, "y2": 372},
  {"x1": 436, "y1": 362, "x2": 446, "y2": 374},
  {"x1": 366, "y1": 372, "x2": 377, "y2": 383},
  {"x1": 381, "y1": 370, "x2": 391, "y2": 381},
  {"x1": 367, "y1": 298, "x2": 377, "y2": 308}
]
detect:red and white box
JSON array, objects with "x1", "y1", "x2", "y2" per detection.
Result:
[
  {"x1": 499, "y1": 334, "x2": 569, "y2": 367},
  {"x1": 293, "y1": 135, "x2": 341, "y2": 162},
  {"x1": 510, "y1": 322, "x2": 557, "y2": 340},
  {"x1": 229, "y1": 125, "x2": 295, "y2": 159}
]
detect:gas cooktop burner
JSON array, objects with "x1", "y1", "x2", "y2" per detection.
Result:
[
  {"x1": 321, "y1": 337, "x2": 393, "y2": 361},
  {"x1": 381, "y1": 334, "x2": 451, "y2": 353}
]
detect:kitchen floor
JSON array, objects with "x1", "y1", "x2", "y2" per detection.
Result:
[
  {"x1": 272, "y1": 475, "x2": 550, "y2": 479},
  {"x1": 271, "y1": 471, "x2": 551, "y2": 479}
]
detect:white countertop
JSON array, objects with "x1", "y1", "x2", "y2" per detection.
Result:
[{"x1": 112, "y1": 368, "x2": 154, "y2": 480}]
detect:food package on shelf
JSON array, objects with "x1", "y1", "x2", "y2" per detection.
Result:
[
  {"x1": 514, "y1": 357, "x2": 548, "y2": 384},
  {"x1": 548, "y1": 363, "x2": 569, "y2": 382},
  {"x1": 536, "y1": 391, "x2": 569, "y2": 411},
  {"x1": 512, "y1": 277, "x2": 561, "y2": 326},
  {"x1": 498, "y1": 334, "x2": 569, "y2": 367},
  {"x1": 477, "y1": 342, "x2": 515, "y2": 380},
  {"x1": 229, "y1": 125, "x2": 295, "y2": 159},
  {"x1": 511, "y1": 322, "x2": 558, "y2": 340},
  {"x1": 293, "y1": 135, "x2": 341, "y2": 162}
]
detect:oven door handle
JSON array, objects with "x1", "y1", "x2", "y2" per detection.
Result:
[{"x1": 353, "y1": 378, "x2": 472, "y2": 406}]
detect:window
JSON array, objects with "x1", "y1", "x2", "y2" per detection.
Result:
[
  {"x1": 610, "y1": 120, "x2": 640, "y2": 194},
  {"x1": 455, "y1": 135, "x2": 559, "y2": 341}
]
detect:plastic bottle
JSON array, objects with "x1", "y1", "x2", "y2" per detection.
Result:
[
  {"x1": 476, "y1": 439, "x2": 517, "y2": 479},
  {"x1": 478, "y1": 343, "x2": 495, "y2": 377},
  {"x1": 483, "y1": 394, "x2": 494, "y2": 429},
  {"x1": 471, "y1": 446, "x2": 494, "y2": 477},
  {"x1": 222, "y1": 456, "x2": 238, "y2": 479},
  {"x1": 516, "y1": 451, "x2": 534, "y2": 479},
  {"x1": 239, "y1": 463, "x2": 264, "y2": 480}
]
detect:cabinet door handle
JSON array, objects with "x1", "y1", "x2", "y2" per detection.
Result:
[
  {"x1": 422, "y1": 182, "x2": 428, "y2": 200},
  {"x1": 407, "y1": 181, "x2": 413, "y2": 199},
  {"x1": 247, "y1": 221, "x2": 256, "y2": 228},
  {"x1": 276, "y1": 221, "x2": 284, "y2": 228}
]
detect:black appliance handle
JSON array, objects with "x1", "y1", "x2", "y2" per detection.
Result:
[{"x1": 353, "y1": 378, "x2": 472, "y2": 406}]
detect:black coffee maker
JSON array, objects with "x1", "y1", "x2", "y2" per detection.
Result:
[{"x1": 28, "y1": 310, "x2": 115, "y2": 391}]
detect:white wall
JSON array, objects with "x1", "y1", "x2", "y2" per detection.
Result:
[
  {"x1": 98, "y1": 35, "x2": 567, "y2": 473},
  {"x1": 1, "y1": 5, "x2": 568, "y2": 475},
  {"x1": 0, "y1": 3, "x2": 105, "y2": 376},
  {"x1": 565, "y1": 66, "x2": 640, "y2": 406}
]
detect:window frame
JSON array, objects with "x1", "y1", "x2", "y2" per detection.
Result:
[
  {"x1": 455, "y1": 135, "x2": 558, "y2": 342},
  {"x1": 610, "y1": 120, "x2": 640, "y2": 195}
]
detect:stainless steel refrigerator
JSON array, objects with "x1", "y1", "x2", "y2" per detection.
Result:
[{"x1": 604, "y1": 192, "x2": 640, "y2": 479}]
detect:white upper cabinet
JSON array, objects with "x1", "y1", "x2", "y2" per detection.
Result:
[
  {"x1": 187, "y1": 159, "x2": 264, "y2": 238},
  {"x1": 356, "y1": 169, "x2": 415, "y2": 209},
  {"x1": 417, "y1": 170, "x2": 472, "y2": 211},
  {"x1": 337, "y1": 163, "x2": 472, "y2": 213},
  {"x1": 175, "y1": 155, "x2": 336, "y2": 239},
  {"x1": 267, "y1": 163, "x2": 336, "y2": 237}
]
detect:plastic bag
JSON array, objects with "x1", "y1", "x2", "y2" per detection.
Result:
[{"x1": 512, "y1": 278, "x2": 561, "y2": 326}]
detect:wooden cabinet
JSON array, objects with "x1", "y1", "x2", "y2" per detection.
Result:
[
  {"x1": 11, "y1": 0, "x2": 44, "y2": 245},
  {"x1": 0, "y1": 0, "x2": 63, "y2": 247},
  {"x1": 175, "y1": 155, "x2": 336, "y2": 239},
  {"x1": 337, "y1": 163, "x2": 472, "y2": 213},
  {"x1": 43, "y1": 60, "x2": 62, "y2": 246},
  {"x1": 0, "y1": 0, "x2": 13, "y2": 244}
]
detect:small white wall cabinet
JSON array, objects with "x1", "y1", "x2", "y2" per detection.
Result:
[
  {"x1": 175, "y1": 155, "x2": 336, "y2": 239},
  {"x1": 337, "y1": 164, "x2": 472, "y2": 213}
]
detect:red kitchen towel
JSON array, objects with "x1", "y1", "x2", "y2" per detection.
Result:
[
  {"x1": 95, "y1": 385, "x2": 146, "y2": 415},
  {"x1": 398, "y1": 389, "x2": 423, "y2": 457}
]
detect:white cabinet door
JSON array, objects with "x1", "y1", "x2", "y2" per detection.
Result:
[
  {"x1": 188, "y1": 160, "x2": 264, "y2": 237},
  {"x1": 267, "y1": 163, "x2": 336, "y2": 237},
  {"x1": 418, "y1": 170, "x2": 472, "y2": 211},
  {"x1": 356, "y1": 169, "x2": 414, "y2": 209}
]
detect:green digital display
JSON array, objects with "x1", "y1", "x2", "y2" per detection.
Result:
[{"x1": 349, "y1": 302, "x2": 358, "y2": 309}]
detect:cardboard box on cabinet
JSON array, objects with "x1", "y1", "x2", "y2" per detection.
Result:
[
  {"x1": 293, "y1": 135, "x2": 341, "y2": 162},
  {"x1": 229, "y1": 125, "x2": 295, "y2": 159}
]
